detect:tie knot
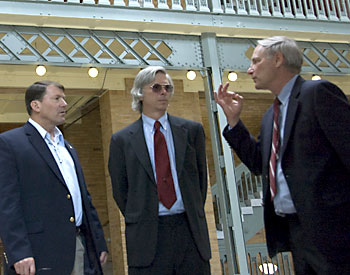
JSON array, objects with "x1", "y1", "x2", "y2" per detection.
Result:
[
  {"x1": 154, "y1": 121, "x2": 161, "y2": 131},
  {"x1": 274, "y1": 97, "x2": 281, "y2": 106}
]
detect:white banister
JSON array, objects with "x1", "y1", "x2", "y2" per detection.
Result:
[
  {"x1": 158, "y1": 0, "x2": 170, "y2": 9},
  {"x1": 198, "y1": 0, "x2": 210, "y2": 12},
  {"x1": 171, "y1": 0, "x2": 183, "y2": 10},
  {"x1": 113, "y1": 0, "x2": 126, "y2": 6},
  {"x1": 234, "y1": 0, "x2": 248, "y2": 15},
  {"x1": 185, "y1": 0, "x2": 197, "y2": 11},
  {"x1": 280, "y1": 0, "x2": 294, "y2": 18},
  {"x1": 258, "y1": 0, "x2": 272, "y2": 16},
  {"x1": 336, "y1": 0, "x2": 350, "y2": 21},
  {"x1": 269, "y1": 0, "x2": 283, "y2": 17},
  {"x1": 98, "y1": 0, "x2": 111, "y2": 4},
  {"x1": 210, "y1": 0, "x2": 224, "y2": 13},
  {"x1": 128, "y1": 0, "x2": 140, "y2": 7},
  {"x1": 291, "y1": 0, "x2": 305, "y2": 19},
  {"x1": 302, "y1": 0, "x2": 317, "y2": 19},
  {"x1": 83, "y1": 0, "x2": 97, "y2": 4},
  {"x1": 223, "y1": 0, "x2": 236, "y2": 14},
  {"x1": 324, "y1": 0, "x2": 340, "y2": 20},
  {"x1": 247, "y1": 0, "x2": 260, "y2": 15},
  {"x1": 313, "y1": 0, "x2": 328, "y2": 20}
]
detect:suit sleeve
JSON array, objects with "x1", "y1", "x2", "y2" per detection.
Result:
[
  {"x1": 0, "y1": 135, "x2": 33, "y2": 267},
  {"x1": 108, "y1": 133, "x2": 128, "y2": 216},
  {"x1": 84, "y1": 188, "x2": 108, "y2": 254},
  {"x1": 194, "y1": 124, "x2": 208, "y2": 204},
  {"x1": 223, "y1": 121, "x2": 263, "y2": 175},
  {"x1": 314, "y1": 81, "x2": 350, "y2": 172}
]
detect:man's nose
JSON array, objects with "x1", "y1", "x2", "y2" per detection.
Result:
[{"x1": 61, "y1": 98, "x2": 68, "y2": 106}]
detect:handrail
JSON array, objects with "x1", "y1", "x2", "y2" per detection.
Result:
[{"x1": 35, "y1": 0, "x2": 350, "y2": 22}]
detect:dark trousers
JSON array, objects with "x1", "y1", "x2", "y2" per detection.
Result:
[
  {"x1": 286, "y1": 214, "x2": 350, "y2": 275},
  {"x1": 129, "y1": 213, "x2": 210, "y2": 275}
]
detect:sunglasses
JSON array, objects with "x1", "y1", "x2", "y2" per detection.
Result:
[{"x1": 150, "y1": 83, "x2": 173, "y2": 93}]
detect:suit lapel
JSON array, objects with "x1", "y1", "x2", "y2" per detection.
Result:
[
  {"x1": 64, "y1": 140, "x2": 84, "y2": 186},
  {"x1": 280, "y1": 76, "x2": 302, "y2": 158},
  {"x1": 168, "y1": 115, "x2": 187, "y2": 178},
  {"x1": 129, "y1": 118, "x2": 156, "y2": 183},
  {"x1": 24, "y1": 122, "x2": 65, "y2": 184}
]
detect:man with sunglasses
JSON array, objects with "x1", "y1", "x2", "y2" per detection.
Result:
[{"x1": 108, "y1": 66, "x2": 211, "y2": 274}]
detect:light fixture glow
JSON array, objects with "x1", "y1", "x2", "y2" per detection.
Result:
[
  {"x1": 259, "y1": 263, "x2": 278, "y2": 274},
  {"x1": 228, "y1": 71, "x2": 238, "y2": 82},
  {"x1": 312, "y1": 74, "x2": 321, "y2": 81},
  {"x1": 186, "y1": 70, "x2": 196, "y2": 81},
  {"x1": 88, "y1": 67, "x2": 99, "y2": 78},
  {"x1": 36, "y1": 65, "x2": 47, "y2": 76}
]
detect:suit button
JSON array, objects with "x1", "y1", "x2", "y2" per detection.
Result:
[
  {"x1": 67, "y1": 194, "x2": 71, "y2": 199},
  {"x1": 70, "y1": 217, "x2": 75, "y2": 223}
]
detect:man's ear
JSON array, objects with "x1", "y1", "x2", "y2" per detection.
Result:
[
  {"x1": 30, "y1": 100, "x2": 40, "y2": 113},
  {"x1": 275, "y1": 52, "x2": 284, "y2": 68}
]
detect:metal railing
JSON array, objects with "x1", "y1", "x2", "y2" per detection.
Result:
[
  {"x1": 235, "y1": 163, "x2": 263, "y2": 207},
  {"x1": 32, "y1": 0, "x2": 350, "y2": 22}
]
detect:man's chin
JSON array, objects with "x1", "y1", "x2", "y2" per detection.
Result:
[{"x1": 56, "y1": 119, "x2": 65, "y2": 126}]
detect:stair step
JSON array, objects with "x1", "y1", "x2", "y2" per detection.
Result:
[
  {"x1": 251, "y1": 198, "x2": 263, "y2": 207},
  {"x1": 241, "y1": 206, "x2": 253, "y2": 215}
]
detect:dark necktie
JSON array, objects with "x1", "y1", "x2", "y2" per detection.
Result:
[
  {"x1": 154, "y1": 121, "x2": 177, "y2": 209},
  {"x1": 269, "y1": 98, "x2": 281, "y2": 200}
]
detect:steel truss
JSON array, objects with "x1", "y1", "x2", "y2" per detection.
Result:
[{"x1": 0, "y1": 25, "x2": 349, "y2": 74}]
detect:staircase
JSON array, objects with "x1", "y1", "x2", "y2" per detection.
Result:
[
  {"x1": 212, "y1": 163, "x2": 264, "y2": 243},
  {"x1": 212, "y1": 163, "x2": 295, "y2": 274}
]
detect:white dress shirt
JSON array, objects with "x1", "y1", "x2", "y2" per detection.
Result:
[{"x1": 28, "y1": 118, "x2": 83, "y2": 226}]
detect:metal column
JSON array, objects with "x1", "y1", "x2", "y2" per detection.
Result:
[{"x1": 201, "y1": 32, "x2": 250, "y2": 275}]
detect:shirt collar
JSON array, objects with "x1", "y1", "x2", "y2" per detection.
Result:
[
  {"x1": 142, "y1": 113, "x2": 168, "y2": 133},
  {"x1": 28, "y1": 118, "x2": 64, "y2": 144},
  {"x1": 277, "y1": 75, "x2": 298, "y2": 106}
]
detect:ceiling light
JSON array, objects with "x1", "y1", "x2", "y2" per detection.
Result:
[
  {"x1": 312, "y1": 74, "x2": 321, "y2": 81},
  {"x1": 36, "y1": 65, "x2": 47, "y2": 76},
  {"x1": 228, "y1": 71, "x2": 238, "y2": 82},
  {"x1": 259, "y1": 263, "x2": 278, "y2": 274},
  {"x1": 186, "y1": 70, "x2": 196, "y2": 81},
  {"x1": 88, "y1": 67, "x2": 99, "y2": 78}
]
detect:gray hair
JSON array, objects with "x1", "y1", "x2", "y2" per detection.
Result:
[
  {"x1": 130, "y1": 66, "x2": 174, "y2": 113},
  {"x1": 257, "y1": 36, "x2": 303, "y2": 74}
]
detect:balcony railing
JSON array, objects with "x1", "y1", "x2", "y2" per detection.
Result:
[{"x1": 25, "y1": 0, "x2": 350, "y2": 22}]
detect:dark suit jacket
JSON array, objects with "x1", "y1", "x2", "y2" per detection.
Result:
[
  {"x1": 108, "y1": 114, "x2": 211, "y2": 267},
  {"x1": 0, "y1": 122, "x2": 108, "y2": 275},
  {"x1": 223, "y1": 76, "x2": 350, "y2": 263}
]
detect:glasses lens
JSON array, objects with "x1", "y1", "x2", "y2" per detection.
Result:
[
  {"x1": 151, "y1": 84, "x2": 173, "y2": 93},
  {"x1": 152, "y1": 84, "x2": 162, "y2": 93},
  {"x1": 165, "y1": 85, "x2": 173, "y2": 93}
]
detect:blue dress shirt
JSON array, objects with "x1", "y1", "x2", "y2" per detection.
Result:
[
  {"x1": 273, "y1": 75, "x2": 298, "y2": 215},
  {"x1": 142, "y1": 113, "x2": 185, "y2": 216}
]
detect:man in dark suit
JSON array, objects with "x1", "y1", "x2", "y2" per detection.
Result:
[
  {"x1": 214, "y1": 36, "x2": 350, "y2": 274},
  {"x1": 108, "y1": 66, "x2": 211, "y2": 274},
  {"x1": 0, "y1": 81, "x2": 108, "y2": 275}
]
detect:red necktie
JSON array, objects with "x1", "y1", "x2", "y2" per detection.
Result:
[
  {"x1": 154, "y1": 121, "x2": 177, "y2": 209},
  {"x1": 269, "y1": 98, "x2": 281, "y2": 200}
]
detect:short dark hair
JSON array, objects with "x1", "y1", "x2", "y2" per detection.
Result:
[{"x1": 25, "y1": 81, "x2": 65, "y2": 115}]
